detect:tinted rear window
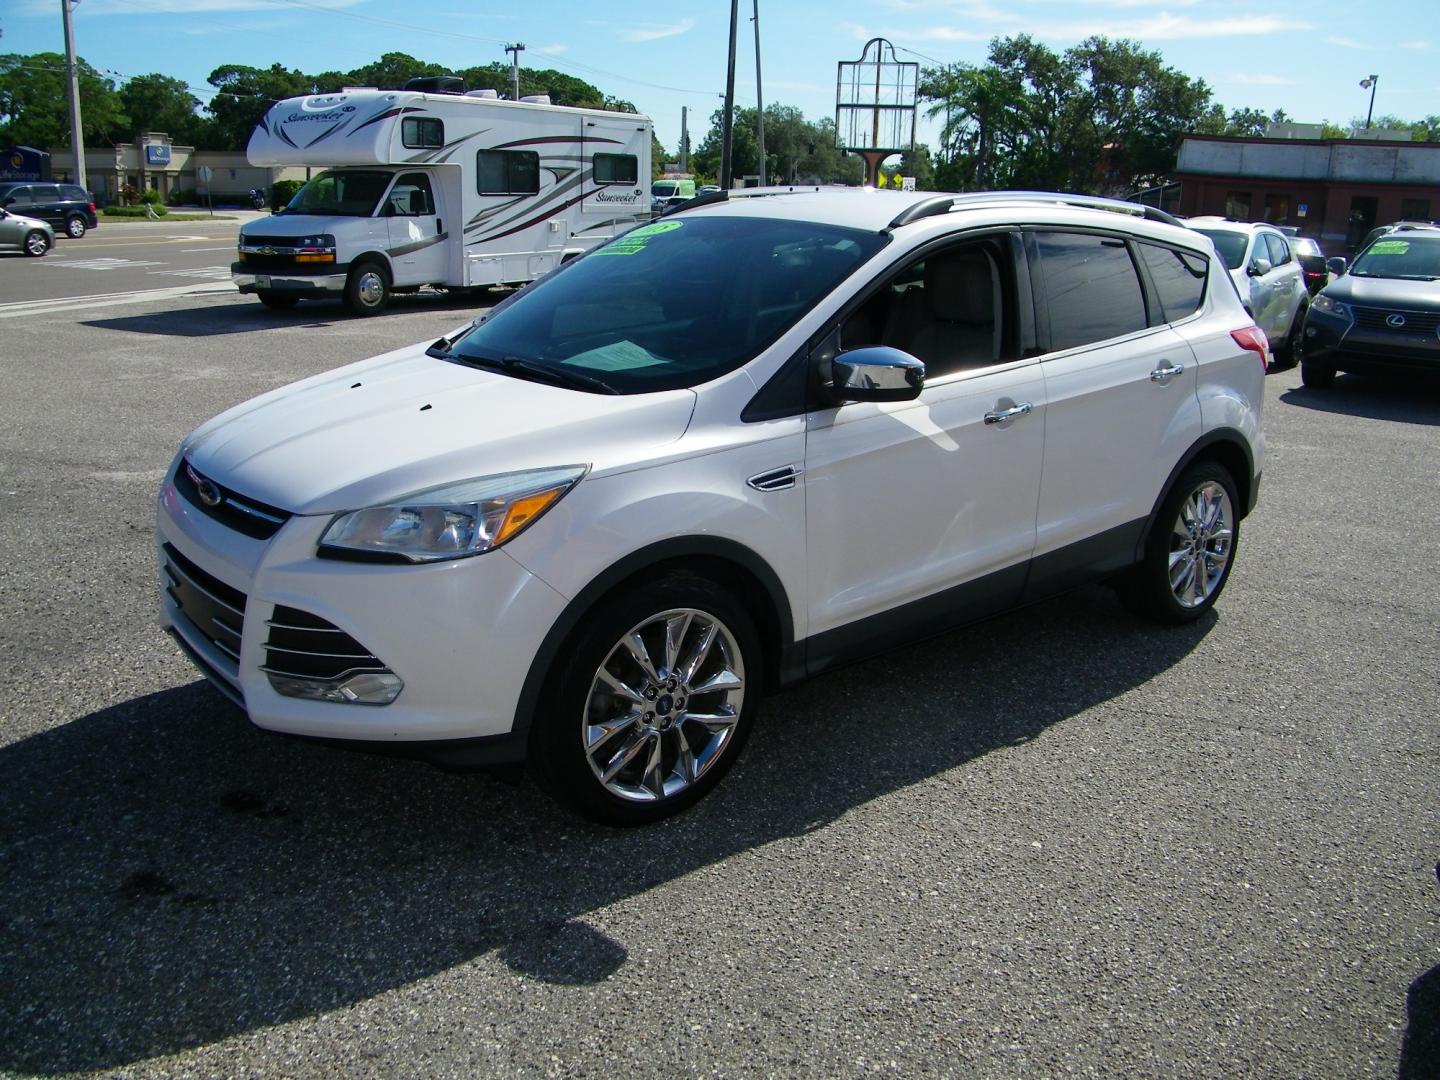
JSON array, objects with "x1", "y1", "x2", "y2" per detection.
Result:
[
  {"x1": 1193, "y1": 229, "x2": 1247, "y2": 271},
  {"x1": 1035, "y1": 232, "x2": 1148, "y2": 352},
  {"x1": 1139, "y1": 244, "x2": 1208, "y2": 322},
  {"x1": 451, "y1": 216, "x2": 887, "y2": 393},
  {"x1": 60, "y1": 185, "x2": 88, "y2": 201}
]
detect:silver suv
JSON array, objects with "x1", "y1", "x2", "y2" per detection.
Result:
[{"x1": 1186, "y1": 218, "x2": 1308, "y2": 367}]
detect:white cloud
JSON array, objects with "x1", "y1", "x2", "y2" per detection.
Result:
[
  {"x1": 854, "y1": 11, "x2": 1298, "y2": 50},
  {"x1": 1326, "y1": 35, "x2": 1372, "y2": 49},
  {"x1": 616, "y1": 19, "x2": 697, "y2": 43},
  {"x1": 1399, "y1": 41, "x2": 1430, "y2": 50},
  {"x1": 533, "y1": 44, "x2": 570, "y2": 56},
  {"x1": 23, "y1": 0, "x2": 362, "y2": 11}
]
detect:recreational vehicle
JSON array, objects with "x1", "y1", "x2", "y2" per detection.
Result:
[{"x1": 235, "y1": 82, "x2": 652, "y2": 314}]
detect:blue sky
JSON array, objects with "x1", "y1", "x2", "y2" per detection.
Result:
[{"x1": 5, "y1": 0, "x2": 1436, "y2": 155}]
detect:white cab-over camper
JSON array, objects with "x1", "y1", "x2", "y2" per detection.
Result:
[{"x1": 236, "y1": 83, "x2": 652, "y2": 314}]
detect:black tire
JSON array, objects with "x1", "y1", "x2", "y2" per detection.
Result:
[
  {"x1": 256, "y1": 291, "x2": 299, "y2": 310},
  {"x1": 1271, "y1": 306, "x2": 1306, "y2": 370},
  {"x1": 1118, "y1": 460, "x2": 1240, "y2": 625},
  {"x1": 343, "y1": 260, "x2": 391, "y2": 316},
  {"x1": 64, "y1": 215, "x2": 87, "y2": 239},
  {"x1": 1300, "y1": 357, "x2": 1335, "y2": 389},
  {"x1": 22, "y1": 230, "x2": 50, "y2": 257},
  {"x1": 530, "y1": 571, "x2": 762, "y2": 826}
]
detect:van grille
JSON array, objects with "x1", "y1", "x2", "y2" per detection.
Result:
[
  {"x1": 263, "y1": 606, "x2": 390, "y2": 682},
  {"x1": 174, "y1": 459, "x2": 291, "y2": 541}
]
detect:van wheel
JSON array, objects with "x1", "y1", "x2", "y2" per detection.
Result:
[
  {"x1": 256, "y1": 291, "x2": 299, "y2": 310},
  {"x1": 344, "y1": 260, "x2": 390, "y2": 316},
  {"x1": 1118, "y1": 460, "x2": 1239, "y2": 624},
  {"x1": 530, "y1": 572, "x2": 761, "y2": 826},
  {"x1": 65, "y1": 216, "x2": 87, "y2": 239},
  {"x1": 23, "y1": 230, "x2": 50, "y2": 257}
]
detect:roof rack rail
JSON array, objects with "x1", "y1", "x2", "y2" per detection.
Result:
[{"x1": 887, "y1": 191, "x2": 1183, "y2": 230}]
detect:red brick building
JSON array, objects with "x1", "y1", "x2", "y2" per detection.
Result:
[{"x1": 1173, "y1": 134, "x2": 1440, "y2": 254}]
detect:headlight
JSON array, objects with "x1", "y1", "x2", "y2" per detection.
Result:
[
  {"x1": 319, "y1": 465, "x2": 586, "y2": 563},
  {"x1": 1311, "y1": 294, "x2": 1353, "y2": 322}
]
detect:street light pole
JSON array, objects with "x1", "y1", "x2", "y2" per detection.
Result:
[
  {"x1": 61, "y1": 0, "x2": 87, "y2": 191},
  {"x1": 752, "y1": 0, "x2": 766, "y2": 187},
  {"x1": 720, "y1": 0, "x2": 738, "y2": 189},
  {"x1": 1360, "y1": 74, "x2": 1379, "y2": 131}
]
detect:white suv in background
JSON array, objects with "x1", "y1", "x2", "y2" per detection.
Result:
[
  {"x1": 157, "y1": 190, "x2": 1267, "y2": 825},
  {"x1": 1186, "y1": 217, "x2": 1309, "y2": 367}
]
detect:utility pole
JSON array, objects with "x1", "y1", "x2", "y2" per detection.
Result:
[
  {"x1": 720, "y1": 0, "x2": 738, "y2": 189},
  {"x1": 680, "y1": 106, "x2": 689, "y2": 172},
  {"x1": 505, "y1": 42, "x2": 526, "y2": 100},
  {"x1": 752, "y1": 0, "x2": 765, "y2": 186},
  {"x1": 61, "y1": 0, "x2": 87, "y2": 191}
]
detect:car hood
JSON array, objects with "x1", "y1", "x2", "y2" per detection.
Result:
[
  {"x1": 183, "y1": 342, "x2": 698, "y2": 515},
  {"x1": 239, "y1": 213, "x2": 355, "y2": 238},
  {"x1": 1326, "y1": 274, "x2": 1440, "y2": 309}
]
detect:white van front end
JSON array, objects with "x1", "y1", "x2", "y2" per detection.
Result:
[{"x1": 233, "y1": 215, "x2": 366, "y2": 301}]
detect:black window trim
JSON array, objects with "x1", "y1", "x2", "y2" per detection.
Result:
[
  {"x1": 476, "y1": 148, "x2": 540, "y2": 196},
  {"x1": 593, "y1": 152, "x2": 639, "y2": 186},
  {"x1": 401, "y1": 116, "x2": 444, "y2": 150}
]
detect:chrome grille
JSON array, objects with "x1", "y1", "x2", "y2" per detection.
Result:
[
  {"x1": 1352, "y1": 306, "x2": 1440, "y2": 335},
  {"x1": 163, "y1": 543, "x2": 246, "y2": 675},
  {"x1": 174, "y1": 459, "x2": 291, "y2": 541},
  {"x1": 263, "y1": 606, "x2": 390, "y2": 682}
]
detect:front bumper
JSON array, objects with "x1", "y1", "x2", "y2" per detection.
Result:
[
  {"x1": 156, "y1": 466, "x2": 569, "y2": 762},
  {"x1": 1304, "y1": 311, "x2": 1440, "y2": 375},
  {"x1": 232, "y1": 261, "x2": 348, "y2": 296}
]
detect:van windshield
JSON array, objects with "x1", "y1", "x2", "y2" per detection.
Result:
[
  {"x1": 282, "y1": 170, "x2": 393, "y2": 216},
  {"x1": 652, "y1": 182, "x2": 679, "y2": 197},
  {"x1": 449, "y1": 215, "x2": 887, "y2": 393}
]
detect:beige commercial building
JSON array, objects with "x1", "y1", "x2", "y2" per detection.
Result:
[{"x1": 48, "y1": 132, "x2": 309, "y2": 205}]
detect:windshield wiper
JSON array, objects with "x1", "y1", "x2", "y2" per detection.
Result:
[{"x1": 448, "y1": 352, "x2": 618, "y2": 394}]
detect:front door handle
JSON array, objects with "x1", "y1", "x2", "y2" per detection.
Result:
[
  {"x1": 983, "y1": 401, "x2": 1034, "y2": 425},
  {"x1": 1150, "y1": 361, "x2": 1184, "y2": 384}
]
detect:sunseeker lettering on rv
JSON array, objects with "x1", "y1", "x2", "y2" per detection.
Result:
[
  {"x1": 287, "y1": 109, "x2": 354, "y2": 123},
  {"x1": 595, "y1": 191, "x2": 640, "y2": 203}
]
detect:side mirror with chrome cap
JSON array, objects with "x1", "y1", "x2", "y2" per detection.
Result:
[
  {"x1": 1326, "y1": 256, "x2": 1347, "y2": 276},
  {"x1": 829, "y1": 346, "x2": 925, "y2": 404},
  {"x1": 1247, "y1": 257, "x2": 1272, "y2": 277}
]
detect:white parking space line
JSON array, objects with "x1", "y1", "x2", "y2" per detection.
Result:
[
  {"x1": 180, "y1": 247, "x2": 236, "y2": 253},
  {"x1": 46, "y1": 257, "x2": 167, "y2": 271},
  {"x1": 148, "y1": 266, "x2": 233, "y2": 280},
  {"x1": 0, "y1": 281, "x2": 235, "y2": 319}
]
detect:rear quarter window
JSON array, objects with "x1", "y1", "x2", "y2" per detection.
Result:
[
  {"x1": 60, "y1": 185, "x2": 89, "y2": 201},
  {"x1": 1138, "y1": 243, "x2": 1208, "y2": 323}
]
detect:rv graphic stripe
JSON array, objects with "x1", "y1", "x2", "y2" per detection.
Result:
[
  {"x1": 385, "y1": 232, "x2": 450, "y2": 259},
  {"x1": 350, "y1": 106, "x2": 423, "y2": 135},
  {"x1": 491, "y1": 135, "x2": 622, "y2": 150}
]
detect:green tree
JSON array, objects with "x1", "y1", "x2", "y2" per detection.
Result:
[
  {"x1": 340, "y1": 52, "x2": 447, "y2": 90},
  {"x1": 202, "y1": 63, "x2": 314, "y2": 150},
  {"x1": 0, "y1": 52, "x2": 128, "y2": 148},
  {"x1": 119, "y1": 73, "x2": 203, "y2": 145}
]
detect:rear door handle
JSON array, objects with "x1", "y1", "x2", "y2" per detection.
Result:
[
  {"x1": 983, "y1": 402, "x2": 1034, "y2": 425},
  {"x1": 1150, "y1": 361, "x2": 1184, "y2": 384}
]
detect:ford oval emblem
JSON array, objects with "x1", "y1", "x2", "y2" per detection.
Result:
[
  {"x1": 186, "y1": 463, "x2": 223, "y2": 508},
  {"x1": 1386, "y1": 313, "x2": 1407, "y2": 328}
]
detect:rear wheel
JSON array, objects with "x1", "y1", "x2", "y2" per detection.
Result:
[
  {"x1": 23, "y1": 230, "x2": 50, "y2": 257},
  {"x1": 343, "y1": 260, "x2": 390, "y2": 316},
  {"x1": 1272, "y1": 306, "x2": 1306, "y2": 370},
  {"x1": 531, "y1": 572, "x2": 761, "y2": 825},
  {"x1": 1300, "y1": 357, "x2": 1335, "y2": 389},
  {"x1": 256, "y1": 291, "x2": 299, "y2": 310},
  {"x1": 1119, "y1": 460, "x2": 1239, "y2": 624},
  {"x1": 65, "y1": 215, "x2": 87, "y2": 239}
]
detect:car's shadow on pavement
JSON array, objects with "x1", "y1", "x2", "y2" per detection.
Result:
[
  {"x1": 1279, "y1": 376, "x2": 1440, "y2": 425},
  {"x1": 80, "y1": 290, "x2": 503, "y2": 338},
  {"x1": 0, "y1": 586, "x2": 1214, "y2": 1075}
]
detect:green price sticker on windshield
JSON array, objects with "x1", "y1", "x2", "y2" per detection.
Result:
[
  {"x1": 1368, "y1": 240, "x2": 1410, "y2": 255},
  {"x1": 593, "y1": 219, "x2": 684, "y2": 256}
]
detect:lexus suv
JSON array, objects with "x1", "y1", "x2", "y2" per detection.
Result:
[
  {"x1": 1185, "y1": 218, "x2": 1308, "y2": 367},
  {"x1": 157, "y1": 189, "x2": 1266, "y2": 824}
]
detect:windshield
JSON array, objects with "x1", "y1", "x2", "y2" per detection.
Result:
[
  {"x1": 1349, "y1": 235, "x2": 1440, "y2": 280},
  {"x1": 1194, "y1": 229, "x2": 1248, "y2": 271},
  {"x1": 652, "y1": 181, "x2": 679, "y2": 197},
  {"x1": 449, "y1": 215, "x2": 887, "y2": 393},
  {"x1": 283, "y1": 170, "x2": 393, "y2": 217}
]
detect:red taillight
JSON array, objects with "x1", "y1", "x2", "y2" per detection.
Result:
[
  {"x1": 88, "y1": 201, "x2": 96, "y2": 212},
  {"x1": 1231, "y1": 325, "x2": 1269, "y2": 371}
]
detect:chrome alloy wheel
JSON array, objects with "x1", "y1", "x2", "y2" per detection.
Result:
[
  {"x1": 355, "y1": 270, "x2": 386, "y2": 307},
  {"x1": 1168, "y1": 480, "x2": 1234, "y2": 608},
  {"x1": 582, "y1": 608, "x2": 746, "y2": 803}
]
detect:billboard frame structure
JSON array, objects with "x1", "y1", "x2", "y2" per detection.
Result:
[{"x1": 835, "y1": 37, "x2": 919, "y2": 187}]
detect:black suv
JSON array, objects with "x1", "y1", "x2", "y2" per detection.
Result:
[{"x1": 0, "y1": 182, "x2": 98, "y2": 238}]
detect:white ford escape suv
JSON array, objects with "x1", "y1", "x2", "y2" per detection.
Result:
[{"x1": 157, "y1": 189, "x2": 1266, "y2": 825}]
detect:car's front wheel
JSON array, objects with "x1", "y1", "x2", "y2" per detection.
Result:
[
  {"x1": 1119, "y1": 460, "x2": 1239, "y2": 624},
  {"x1": 1300, "y1": 357, "x2": 1335, "y2": 389},
  {"x1": 23, "y1": 230, "x2": 50, "y2": 257},
  {"x1": 343, "y1": 260, "x2": 391, "y2": 316},
  {"x1": 532, "y1": 572, "x2": 761, "y2": 825},
  {"x1": 65, "y1": 215, "x2": 87, "y2": 239}
]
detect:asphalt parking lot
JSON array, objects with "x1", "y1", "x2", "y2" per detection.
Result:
[{"x1": 0, "y1": 284, "x2": 1436, "y2": 1078}]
